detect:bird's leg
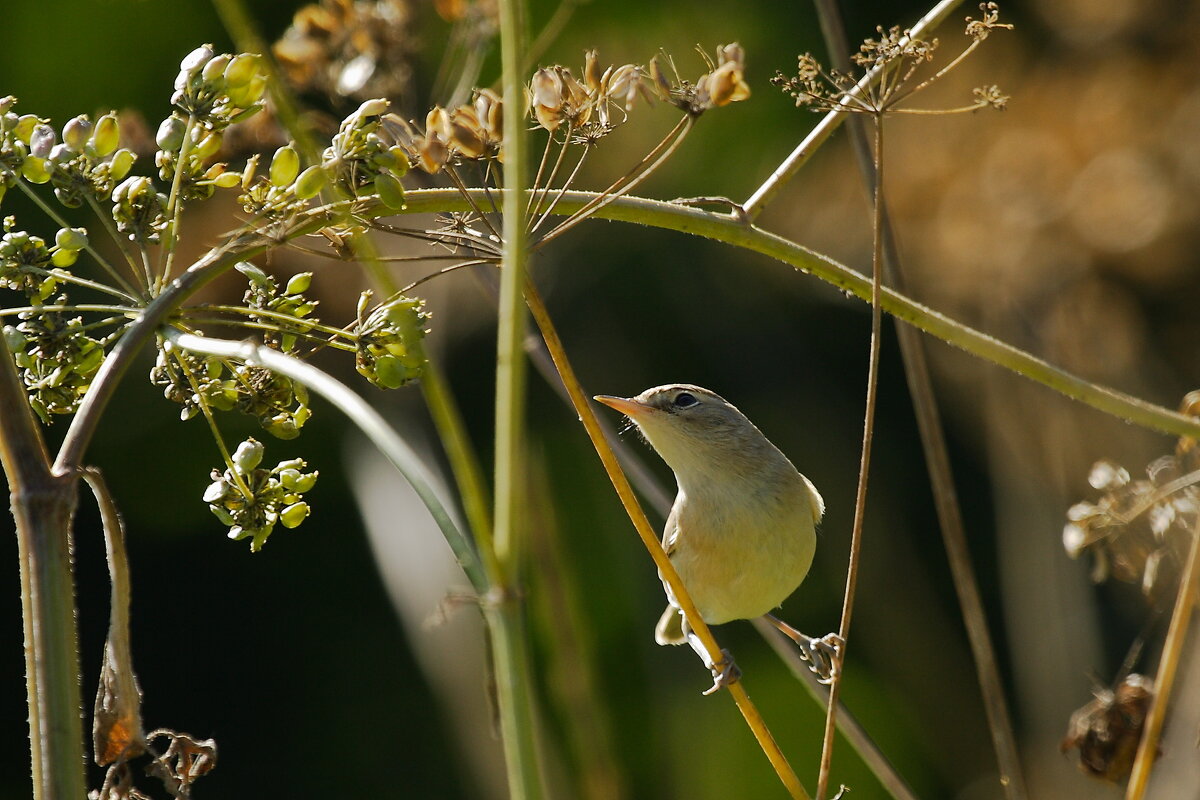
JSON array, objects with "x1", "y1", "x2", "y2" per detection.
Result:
[
  {"x1": 764, "y1": 614, "x2": 845, "y2": 685},
  {"x1": 683, "y1": 622, "x2": 741, "y2": 695}
]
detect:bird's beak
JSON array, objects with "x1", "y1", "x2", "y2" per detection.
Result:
[{"x1": 594, "y1": 395, "x2": 650, "y2": 418}]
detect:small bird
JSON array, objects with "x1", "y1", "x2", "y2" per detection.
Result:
[{"x1": 595, "y1": 384, "x2": 834, "y2": 690}]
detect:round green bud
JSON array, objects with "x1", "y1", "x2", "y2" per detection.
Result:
[
  {"x1": 155, "y1": 116, "x2": 186, "y2": 152},
  {"x1": 62, "y1": 116, "x2": 92, "y2": 151},
  {"x1": 292, "y1": 165, "x2": 326, "y2": 199},
  {"x1": 374, "y1": 171, "x2": 405, "y2": 210},
  {"x1": 0, "y1": 97, "x2": 14, "y2": 116},
  {"x1": 280, "y1": 502, "x2": 310, "y2": 529},
  {"x1": 108, "y1": 149, "x2": 135, "y2": 181},
  {"x1": 285, "y1": 272, "x2": 312, "y2": 295},
  {"x1": 269, "y1": 145, "x2": 300, "y2": 187},
  {"x1": 91, "y1": 113, "x2": 120, "y2": 156},
  {"x1": 224, "y1": 53, "x2": 258, "y2": 88},
  {"x1": 232, "y1": 438, "x2": 264, "y2": 473},
  {"x1": 51, "y1": 248, "x2": 78, "y2": 267},
  {"x1": 234, "y1": 260, "x2": 270, "y2": 288},
  {"x1": 55, "y1": 227, "x2": 88, "y2": 251}
]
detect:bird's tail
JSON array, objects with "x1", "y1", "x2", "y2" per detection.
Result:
[{"x1": 654, "y1": 604, "x2": 688, "y2": 645}]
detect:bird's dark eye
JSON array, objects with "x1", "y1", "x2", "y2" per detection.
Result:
[{"x1": 673, "y1": 392, "x2": 698, "y2": 408}]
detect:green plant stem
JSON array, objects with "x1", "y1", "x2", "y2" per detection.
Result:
[
  {"x1": 742, "y1": 0, "x2": 966, "y2": 219},
  {"x1": 490, "y1": 1, "x2": 546, "y2": 797},
  {"x1": 811, "y1": 1, "x2": 1028, "y2": 796},
  {"x1": 0, "y1": 323, "x2": 87, "y2": 800},
  {"x1": 1125, "y1": 515, "x2": 1200, "y2": 799},
  {"x1": 388, "y1": 188, "x2": 1200, "y2": 441},
  {"x1": 523, "y1": 276, "x2": 810, "y2": 799}
]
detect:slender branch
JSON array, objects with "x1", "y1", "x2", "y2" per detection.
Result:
[
  {"x1": 811, "y1": 1, "x2": 1028, "y2": 795},
  {"x1": 390, "y1": 188, "x2": 1200, "y2": 440},
  {"x1": 742, "y1": 0, "x2": 966, "y2": 219},
  {"x1": 1125, "y1": 515, "x2": 1200, "y2": 799},
  {"x1": 817, "y1": 116, "x2": 885, "y2": 800},
  {"x1": 523, "y1": 276, "x2": 810, "y2": 799}
]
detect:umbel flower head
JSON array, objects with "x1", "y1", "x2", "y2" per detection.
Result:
[{"x1": 204, "y1": 438, "x2": 318, "y2": 552}]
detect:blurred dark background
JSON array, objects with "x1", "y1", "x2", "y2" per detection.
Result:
[{"x1": 3, "y1": 0, "x2": 1199, "y2": 797}]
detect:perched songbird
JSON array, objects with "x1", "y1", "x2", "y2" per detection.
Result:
[{"x1": 596, "y1": 384, "x2": 834, "y2": 689}]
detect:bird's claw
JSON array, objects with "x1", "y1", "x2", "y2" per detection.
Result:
[
  {"x1": 799, "y1": 633, "x2": 845, "y2": 685},
  {"x1": 702, "y1": 648, "x2": 742, "y2": 695}
]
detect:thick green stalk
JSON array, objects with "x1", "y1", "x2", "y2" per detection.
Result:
[
  {"x1": 489, "y1": 1, "x2": 544, "y2": 797},
  {"x1": 1, "y1": 319, "x2": 87, "y2": 800}
]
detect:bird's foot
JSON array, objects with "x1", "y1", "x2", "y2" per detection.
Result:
[
  {"x1": 702, "y1": 648, "x2": 742, "y2": 696},
  {"x1": 798, "y1": 633, "x2": 845, "y2": 685}
]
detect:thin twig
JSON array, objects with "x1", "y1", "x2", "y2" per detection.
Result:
[
  {"x1": 742, "y1": 0, "x2": 966, "y2": 219},
  {"x1": 1125, "y1": 515, "x2": 1200, "y2": 799},
  {"x1": 811, "y1": 1, "x2": 1029, "y2": 795},
  {"x1": 816, "y1": 116, "x2": 885, "y2": 800}
]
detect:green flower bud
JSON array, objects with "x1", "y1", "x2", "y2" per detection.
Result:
[
  {"x1": 228, "y1": 74, "x2": 267, "y2": 108},
  {"x1": 155, "y1": 116, "x2": 186, "y2": 152},
  {"x1": 0, "y1": 97, "x2": 14, "y2": 116},
  {"x1": 280, "y1": 502, "x2": 310, "y2": 529},
  {"x1": 14, "y1": 114, "x2": 38, "y2": 143},
  {"x1": 29, "y1": 123, "x2": 55, "y2": 159},
  {"x1": 284, "y1": 272, "x2": 312, "y2": 295},
  {"x1": 224, "y1": 54, "x2": 258, "y2": 88},
  {"x1": 241, "y1": 154, "x2": 259, "y2": 190},
  {"x1": 108, "y1": 149, "x2": 135, "y2": 181},
  {"x1": 51, "y1": 248, "x2": 78, "y2": 267},
  {"x1": 232, "y1": 438, "x2": 264, "y2": 473},
  {"x1": 22, "y1": 157, "x2": 50, "y2": 184},
  {"x1": 3, "y1": 324, "x2": 25, "y2": 351},
  {"x1": 292, "y1": 165, "x2": 326, "y2": 199},
  {"x1": 91, "y1": 113, "x2": 120, "y2": 156},
  {"x1": 281, "y1": 469, "x2": 317, "y2": 493},
  {"x1": 193, "y1": 131, "x2": 221, "y2": 159},
  {"x1": 234, "y1": 261, "x2": 271, "y2": 288},
  {"x1": 269, "y1": 145, "x2": 300, "y2": 186},
  {"x1": 201, "y1": 53, "x2": 231, "y2": 83},
  {"x1": 374, "y1": 171, "x2": 405, "y2": 210},
  {"x1": 212, "y1": 171, "x2": 242, "y2": 189},
  {"x1": 55, "y1": 227, "x2": 88, "y2": 251}
]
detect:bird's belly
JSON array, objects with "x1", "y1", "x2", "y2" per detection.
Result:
[{"x1": 667, "y1": 500, "x2": 816, "y2": 625}]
